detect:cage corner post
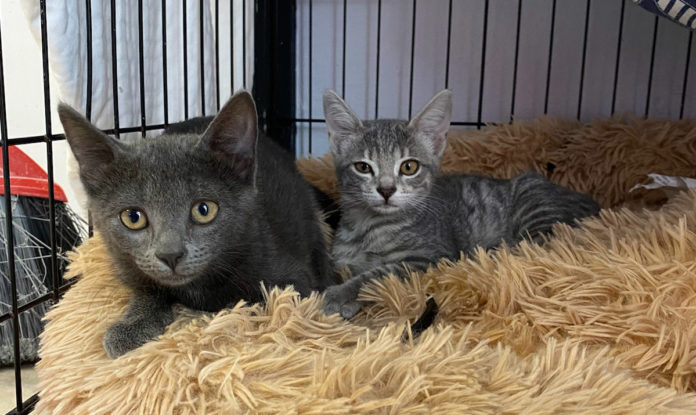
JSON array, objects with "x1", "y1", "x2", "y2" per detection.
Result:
[{"x1": 252, "y1": 0, "x2": 297, "y2": 153}]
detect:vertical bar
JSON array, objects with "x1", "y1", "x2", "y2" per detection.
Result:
[
  {"x1": 407, "y1": 0, "x2": 417, "y2": 119},
  {"x1": 215, "y1": 0, "x2": 220, "y2": 110},
  {"x1": 183, "y1": 0, "x2": 189, "y2": 119},
  {"x1": 341, "y1": 0, "x2": 347, "y2": 97},
  {"x1": 645, "y1": 16, "x2": 659, "y2": 118},
  {"x1": 85, "y1": 0, "x2": 93, "y2": 121},
  {"x1": 543, "y1": 0, "x2": 557, "y2": 115},
  {"x1": 444, "y1": 0, "x2": 453, "y2": 89},
  {"x1": 509, "y1": 0, "x2": 522, "y2": 121},
  {"x1": 576, "y1": 0, "x2": 591, "y2": 120},
  {"x1": 242, "y1": 0, "x2": 247, "y2": 86},
  {"x1": 39, "y1": 0, "x2": 59, "y2": 306},
  {"x1": 138, "y1": 0, "x2": 146, "y2": 137},
  {"x1": 308, "y1": 0, "x2": 313, "y2": 152},
  {"x1": 230, "y1": 0, "x2": 235, "y2": 92},
  {"x1": 110, "y1": 0, "x2": 120, "y2": 137},
  {"x1": 251, "y1": 0, "x2": 296, "y2": 151},
  {"x1": 680, "y1": 31, "x2": 693, "y2": 118},
  {"x1": 476, "y1": 0, "x2": 489, "y2": 129},
  {"x1": 200, "y1": 0, "x2": 206, "y2": 116},
  {"x1": 162, "y1": 0, "x2": 169, "y2": 125},
  {"x1": 0, "y1": 15, "x2": 23, "y2": 413},
  {"x1": 374, "y1": 0, "x2": 382, "y2": 118},
  {"x1": 610, "y1": 0, "x2": 626, "y2": 115}
]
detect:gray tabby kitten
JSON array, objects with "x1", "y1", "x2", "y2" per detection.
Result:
[
  {"x1": 322, "y1": 89, "x2": 600, "y2": 318},
  {"x1": 59, "y1": 91, "x2": 335, "y2": 358}
]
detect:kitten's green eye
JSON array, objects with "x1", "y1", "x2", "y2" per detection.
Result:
[
  {"x1": 354, "y1": 162, "x2": 373, "y2": 174},
  {"x1": 120, "y1": 208, "x2": 148, "y2": 230},
  {"x1": 400, "y1": 160, "x2": 420, "y2": 175},
  {"x1": 191, "y1": 200, "x2": 219, "y2": 224}
]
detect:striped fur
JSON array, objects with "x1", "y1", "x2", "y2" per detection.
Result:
[{"x1": 322, "y1": 90, "x2": 600, "y2": 318}]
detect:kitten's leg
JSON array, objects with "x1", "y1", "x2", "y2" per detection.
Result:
[
  {"x1": 323, "y1": 260, "x2": 430, "y2": 319},
  {"x1": 103, "y1": 290, "x2": 174, "y2": 358}
]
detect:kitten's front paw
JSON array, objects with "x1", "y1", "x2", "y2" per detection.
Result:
[
  {"x1": 103, "y1": 319, "x2": 166, "y2": 359},
  {"x1": 322, "y1": 280, "x2": 363, "y2": 319}
]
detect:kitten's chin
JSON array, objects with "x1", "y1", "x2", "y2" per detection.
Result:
[
  {"x1": 148, "y1": 271, "x2": 199, "y2": 287},
  {"x1": 371, "y1": 204, "x2": 402, "y2": 215}
]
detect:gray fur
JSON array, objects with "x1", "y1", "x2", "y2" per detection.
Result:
[
  {"x1": 322, "y1": 89, "x2": 600, "y2": 318},
  {"x1": 59, "y1": 91, "x2": 336, "y2": 358}
]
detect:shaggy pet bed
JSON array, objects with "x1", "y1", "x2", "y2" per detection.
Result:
[{"x1": 36, "y1": 117, "x2": 696, "y2": 414}]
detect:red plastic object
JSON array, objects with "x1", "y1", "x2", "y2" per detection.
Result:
[{"x1": 0, "y1": 146, "x2": 67, "y2": 202}]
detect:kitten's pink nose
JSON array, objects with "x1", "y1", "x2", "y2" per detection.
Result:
[
  {"x1": 156, "y1": 251, "x2": 184, "y2": 271},
  {"x1": 377, "y1": 186, "x2": 396, "y2": 202}
]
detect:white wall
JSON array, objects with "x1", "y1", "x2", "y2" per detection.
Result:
[{"x1": 296, "y1": 0, "x2": 696, "y2": 157}]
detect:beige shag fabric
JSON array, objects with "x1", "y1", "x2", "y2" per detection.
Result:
[{"x1": 37, "y1": 117, "x2": 696, "y2": 414}]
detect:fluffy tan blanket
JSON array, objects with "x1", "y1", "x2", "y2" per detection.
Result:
[{"x1": 37, "y1": 117, "x2": 696, "y2": 414}]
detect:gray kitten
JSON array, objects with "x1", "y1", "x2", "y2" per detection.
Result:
[
  {"x1": 322, "y1": 89, "x2": 600, "y2": 319},
  {"x1": 59, "y1": 91, "x2": 336, "y2": 358}
]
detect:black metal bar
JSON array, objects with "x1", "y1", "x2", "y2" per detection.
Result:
[
  {"x1": 252, "y1": 0, "x2": 296, "y2": 151},
  {"x1": 200, "y1": 0, "x2": 206, "y2": 116},
  {"x1": 243, "y1": 0, "x2": 247, "y2": 86},
  {"x1": 576, "y1": 0, "x2": 591, "y2": 120},
  {"x1": 509, "y1": 0, "x2": 522, "y2": 121},
  {"x1": 610, "y1": 0, "x2": 626, "y2": 115},
  {"x1": 5, "y1": 393, "x2": 39, "y2": 415},
  {"x1": 476, "y1": 0, "x2": 489, "y2": 129},
  {"x1": 39, "y1": 0, "x2": 60, "y2": 313},
  {"x1": 0, "y1": 279, "x2": 78, "y2": 325},
  {"x1": 444, "y1": 0, "x2": 453, "y2": 89},
  {"x1": 110, "y1": 0, "x2": 120, "y2": 137},
  {"x1": 544, "y1": 0, "x2": 557, "y2": 114},
  {"x1": 183, "y1": 0, "x2": 189, "y2": 119},
  {"x1": 138, "y1": 0, "x2": 146, "y2": 137},
  {"x1": 308, "y1": 0, "x2": 313, "y2": 152},
  {"x1": 215, "y1": 0, "x2": 220, "y2": 110},
  {"x1": 374, "y1": 0, "x2": 382, "y2": 118},
  {"x1": 645, "y1": 15, "x2": 659, "y2": 118},
  {"x1": 85, "y1": 0, "x2": 93, "y2": 121},
  {"x1": 680, "y1": 31, "x2": 693, "y2": 119},
  {"x1": 341, "y1": 0, "x2": 347, "y2": 97},
  {"x1": 407, "y1": 0, "x2": 417, "y2": 119},
  {"x1": 0, "y1": 15, "x2": 23, "y2": 411},
  {"x1": 162, "y1": 0, "x2": 169, "y2": 125},
  {"x1": 4, "y1": 126, "x2": 167, "y2": 147},
  {"x1": 230, "y1": 0, "x2": 235, "y2": 91}
]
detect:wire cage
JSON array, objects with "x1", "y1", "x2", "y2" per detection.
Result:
[{"x1": 2, "y1": 0, "x2": 695, "y2": 413}]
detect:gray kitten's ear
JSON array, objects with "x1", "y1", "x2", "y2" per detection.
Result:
[
  {"x1": 58, "y1": 103, "x2": 123, "y2": 193},
  {"x1": 322, "y1": 89, "x2": 363, "y2": 155},
  {"x1": 202, "y1": 90, "x2": 258, "y2": 183},
  {"x1": 408, "y1": 89, "x2": 452, "y2": 158}
]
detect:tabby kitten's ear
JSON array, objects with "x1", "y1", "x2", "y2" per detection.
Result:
[
  {"x1": 323, "y1": 89, "x2": 363, "y2": 156},
  {"x1": 202, "y1": 90, "x2": 258, "y2": 184},
  {"x1": 58, "y1": 103, "x2": 124, "y2": 194},
  {"x1": 408, "y1": 89, "x2": 452, "y2": 158}
]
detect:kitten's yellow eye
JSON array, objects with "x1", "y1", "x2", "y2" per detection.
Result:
[
  {"x1": 120, "y1": 208, "x2": 148, "y2": 230},
  {"x1": 354, "y1": 162, "x2": 373, "y2": 174},
  {"x1": 400, "y1": 160, "x2": 420, "y2": 175},
  {"x1": 191, "y1": 200, "x2": 219, "y2": 224}
]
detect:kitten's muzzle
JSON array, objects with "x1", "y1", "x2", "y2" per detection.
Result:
[
  {"x1": 377, "y1": 186, "x2": 396, "y2": 202},
  {"x1": 156, "y1": 251, "x2": 184, "y2": 271}
]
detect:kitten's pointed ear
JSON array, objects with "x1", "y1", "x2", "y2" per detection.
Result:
[
  {"x1": 408, "y1": 89, "x2": 452, "y2": 158},
  {"x1": 58, "y1": 103, "x2": 122, "y2": 194},
  {"x1": 201, "y1": 90, "x2": 258, "y2": 183},
  {"x1": 322, "y1": 89, "x2": 362, "y2": 155}
]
